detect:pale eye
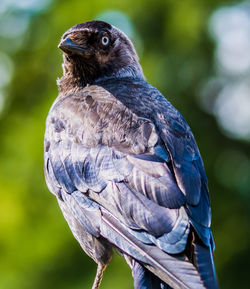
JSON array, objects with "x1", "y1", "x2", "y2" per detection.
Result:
[{"x1": 101, "y1": 36, "x2": 109, "y2": 46}]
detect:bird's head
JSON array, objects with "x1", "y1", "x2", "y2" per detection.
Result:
[{"x1": 58, "y1": 20, "x2": 144, "y2": 93}]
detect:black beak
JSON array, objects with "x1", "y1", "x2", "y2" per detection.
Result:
[{"x1": 58, "y1": 36, "x2": 87, "y2": 55}]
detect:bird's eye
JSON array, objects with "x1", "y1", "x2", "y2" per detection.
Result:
[{"x1": 101, "y1": 36, "x2": 109, "y2": 46}]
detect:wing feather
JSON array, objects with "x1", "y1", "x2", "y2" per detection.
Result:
[{"x1": 44, "y1": 82, "x2": 217, "y2": 288}]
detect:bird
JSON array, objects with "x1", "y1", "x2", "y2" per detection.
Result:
[{"x1": 44, "y1": 20, "x2": 218, "y2": 289}]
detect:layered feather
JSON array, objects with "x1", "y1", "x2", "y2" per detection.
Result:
[{"x1": 44, "y1": 81, "x2": 218, "y2": 288}]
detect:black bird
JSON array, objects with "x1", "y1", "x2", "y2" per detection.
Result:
[{"x1": 44, "y1": 20, "x2": 218, "y2": 289}]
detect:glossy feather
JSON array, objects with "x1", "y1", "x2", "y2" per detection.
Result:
[{"x1": 44, "y1": 20, "x2": 218, "y2": 289}]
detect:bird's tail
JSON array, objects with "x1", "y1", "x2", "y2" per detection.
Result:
[
  {"x1": 133, "y1": 261, "x2": 172, "y2": 289},
  {"x1": 100, "y1": 209, "x2": 206, "y2": 289},
  {"x1": 124, "y1": 255, "x2": 171, "y2": 289},
  {"x1": 185, "y1": 230, "x2": 218, "y2": 289}
]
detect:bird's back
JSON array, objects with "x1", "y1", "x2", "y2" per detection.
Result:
[{"x1": 44, "y1": 78, "x2": 218, "y2": 289}]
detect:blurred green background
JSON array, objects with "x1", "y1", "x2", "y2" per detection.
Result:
[{"x1": 0, "y1": 0, "x2": 250, "y2": 288}]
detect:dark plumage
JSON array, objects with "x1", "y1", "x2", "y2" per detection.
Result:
[{"x1": 44, "y1": 20, "x2": 218, "y2": 289}]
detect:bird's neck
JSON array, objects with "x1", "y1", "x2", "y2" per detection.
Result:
[
  {"x1": 57, "y1": 56, "x2": 96, "y2": 95},
  {"x1": 57, "y1": 57, "x2": 145, "y2": 96},
  {"x1": 105, "y1": 63, "x2": 145, "y2": 82},
  {"x1": 57, "y1": 72, "x2": 84, "y2": 96}
]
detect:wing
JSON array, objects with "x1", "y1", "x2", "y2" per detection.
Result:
[
  {"x1": 44, "y1": 83, "x2": 217, "y2": 288},
  {"x1": 96, "y1": 77, "x2": 213, "y2": 246}
]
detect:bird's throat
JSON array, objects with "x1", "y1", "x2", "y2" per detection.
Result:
[{"x1": 58, "y1": 57, "x2": 97, "y2": 95}]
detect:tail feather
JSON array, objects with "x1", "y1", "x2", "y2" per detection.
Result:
[
  {"x1": 101, "y1": 209, "x2": 205, "y2": 289},
  {"x1": 124, "y1": 256, "x2": 171, "y2": 289},
  {"x1": 193, "y1": 239, "x2": 218, "y2": 289},
  {"x1": 134, "y1": 261, "x2": 159, "y2": 289}
]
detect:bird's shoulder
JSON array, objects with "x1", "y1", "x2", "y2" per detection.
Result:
[
  {"x1": 95, "y1": 77, "x2": 200, "y2": 150},
  {"x1": 95, "y1": 77, "x2": 206, "y2": 178},
  {"x1": 46, "y1": 82, "x2": 159, "y2": 154}
]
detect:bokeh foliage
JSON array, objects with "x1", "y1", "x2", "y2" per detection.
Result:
[{"x1": 0, "y1": 0, "x2": 249, "y2": 288}]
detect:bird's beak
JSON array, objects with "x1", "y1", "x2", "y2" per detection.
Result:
[{"x1": 58, "y1": 36, "x2": 87, "y2": 55}]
